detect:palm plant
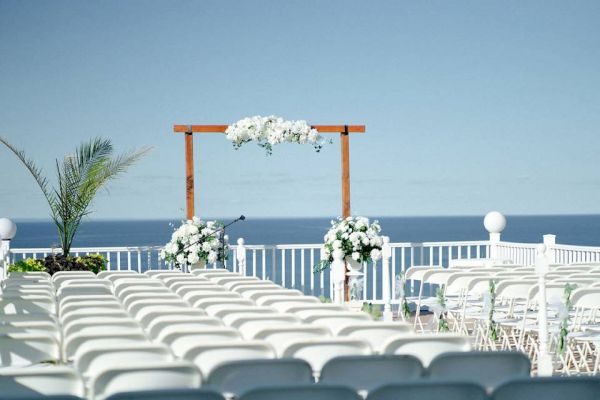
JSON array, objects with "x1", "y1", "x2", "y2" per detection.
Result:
[{"x1": 1, "y1": 137, "x2": 150, "y2": 255}]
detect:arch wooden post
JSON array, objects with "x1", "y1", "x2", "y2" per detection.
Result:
[
  {"x1": 185, "y1": 130, "x2": 195, "y2": 219},
  {"x1": 341, "y1": 125, "x2": 351, "y2": 219}
]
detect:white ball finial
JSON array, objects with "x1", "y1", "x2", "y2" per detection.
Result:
[
  {"x1": 237, "y1": 238, "x2": 245, "y2": 246},
  {"x1": 0, "y1": 218, "x2": 17, "y2": 240},
  {"x1": 484, "y1": 211, "x2": 506, "y2": 234},
  {"x1": 383, "y1": 236, "x2": 390, "y2": 245}
]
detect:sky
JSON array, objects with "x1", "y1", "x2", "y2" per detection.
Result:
[{"x1": 1, "y1": 0, "x2": 599, "y2": 220}]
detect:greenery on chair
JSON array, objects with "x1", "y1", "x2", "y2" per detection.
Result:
[{"x1": 0, "y1": 136, "x2": 149, "y2": 256}]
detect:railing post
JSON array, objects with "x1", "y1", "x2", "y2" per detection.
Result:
[
  {"x1": 331, "y1": 249, "x2": 346, "y2": 305},
  {"x1": 535, "y1": 244, "x2": 554, "y2": 376},
  {"x1": 484, "y1": 211, "x2": 506, "y2": 260},
  {"x1": 0, "y1": 218, "x2": 17, "y2": 282},
  {"x1": 382, "y1": 236, "x2": 393, "y2": 322},
  {"x1": 236, "y1": 238, "x2": 247, "y2": 276},
  {"x1": 0, "y1": 239, "x2": 9, "y2": 281},
  {"x1": 543, "y1": 234, "x2": 556, "y2": 263}
]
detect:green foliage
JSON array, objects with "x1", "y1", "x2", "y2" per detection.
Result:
[
  {"x1": 488, "y1": 280, "x2": 498, "y2": 341},
  {"x1": 361, "y1": 302, "x2": 382, "y2": 319},
  {"x1": 8, "y1": 254, "x2": 106, "y2": 276},
  {"x1": 8, "y1": 258, "x2": 46, "y2": 273},
  {"x1": 75, "y1": 254, "x2": 106, "y2": 274},
  {"x1": 0, "y1": 136, "x2": 150, "y2": 255},
  {"x1": 313, "y1": 260, "x2": 331, "y2": 273},
  {"x1": 318, "y1": 295, "x2": 332, "y2": 303},
  {"x1": 397, "y1": 272, "x2": 411, "y2": 319},
  {"x1": 558, "y1": 283, "x2": 578, "y2": 354},
  {"x1": 436, "y1": 286, "x2": 449, "y2": 332}
]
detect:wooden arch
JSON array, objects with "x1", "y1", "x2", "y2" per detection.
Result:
[{"x1": 173, "y1": 124, "x2": 366, "y2": 220}]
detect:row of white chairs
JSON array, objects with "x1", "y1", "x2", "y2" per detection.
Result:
[
  {"x1": 405, "y1": 261, "x2": 600, "y2": 374},
  {"x1": 1, "y1": 268, "x2": 474, "y2": 399}
]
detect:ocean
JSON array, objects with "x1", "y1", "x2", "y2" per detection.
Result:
[{"x1": 10, "y1": 215, "x2": 600, "y2": 249}]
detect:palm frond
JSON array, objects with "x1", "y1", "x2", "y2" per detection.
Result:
[{"x1": 0, "y1": 136, "x2": 57, "y2": 211}]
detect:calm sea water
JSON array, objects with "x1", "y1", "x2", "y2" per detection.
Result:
[{"x1": 10, "y1": 215, "x2": 600, "y2": 249}]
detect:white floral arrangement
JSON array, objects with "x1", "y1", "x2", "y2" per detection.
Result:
[
  {"x1": 225, "y1": 115, "x2": 327, "y2": 155},
  {"x1": 314, "y1": 216, "x2": 383, "y2": 272},
  {"x1": 160, "y1": 217, "x2": 228, "y2": 268}
]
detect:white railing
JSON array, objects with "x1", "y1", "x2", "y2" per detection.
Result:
[
  {"x1": 551, "y1": 243, "x2": 600, "y2": 264},
  {"x1": 5, "y1": 237, "x2": 600, "y2": 303},
  {"x1": 4, "y1": 239, "x2": 490, "y2": 302},
  {"x1": 495, "y1": 241, "x2": 538, "y2": 265}
]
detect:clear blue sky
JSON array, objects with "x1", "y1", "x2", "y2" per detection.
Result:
[{"x1": 1, "y1": 0, "x2": 599, "y2": 220}]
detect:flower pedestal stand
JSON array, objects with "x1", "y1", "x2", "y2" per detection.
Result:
[
  {"x1": 189, "y1": 259, "x2": 207, "y2": 272},
  {"x1": 346, "y1": 259, "x2": 365, "y2": 312}
]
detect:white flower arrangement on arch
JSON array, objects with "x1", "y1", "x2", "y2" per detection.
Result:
[
  {"x1": 160, "y1": 217, "x2": 228, "y2": 268},
  {"x1": 314, "y1": 216, "x2": 383, "y2": 273},
  {"x1": 225, "y1": 115, "x2": 328, "y2": 155}
]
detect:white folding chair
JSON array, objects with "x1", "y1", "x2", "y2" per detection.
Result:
[
  {"x1": 0, "y1": 320, "x2": 60, "y2": 341},
  {"x1": 252, "y1": 325, "x2": 332, "y2": 355},
  {"x1": 122, "y1": 293, "x2": 183, "y2": 309},
  {"x1": 64, "y1": 330, "x2": 148, "y2": 362},
  {"x1": 113, "y1": 279, "x2": 166, "y2": 295},
  {"x1": 0, "y1": 296, "x2": 56, "y2": 314},
  {"x1": 229, "y1": 282, "x2": 281, "y2": 292},
  {"x1": 302, "y1": 312, "x2": 373, "y2": 334},
  {"x1": 137, "y1": 306, "x2": 207, "y2": 327},
  {"x1": 57, "y1": 285, "x2": 113, "y2": 301},
  {"x1": 7, "y1": 271, "x2": 51, "y2": 280},
  {"x1": 59, "y1": 294, "x2": 118, "y2": 309},
  {"x1": 243, "y1": 289, "x2": 303, "y2": 302},
  {"x1": 210, "y1": 276, "x2": 260, "y2": 286},
  {"x1": 98, "y1": 270, "x2": 142, "y2": 280},
  {"x1": 162, "y1": 327, "x2": 242, "y2": 357},
  {"x1": 89, "y1": 360, "x2": 202, "y2": 400},
  {"x1": 129, "y1": 299, "x2": 190, "y2": 317},
  {"x1": 171, "y1": 282, "x2": 224, "y2": 295},
  {"x1": 181, "y1": 341, "x2": 276, "y2": 377},
  {"x1": 190, "y1": 268, "x2": 230, "y2": 276},
  {"x1": 59, "y1": 278, "x2": 112, "y2": 290},
  {"x1": 213, "y1": 307, "x2": 278, "y2": 324},
  {"x1": 75, "y1": 343, "x2": 174, "y2": 379},
  {"x1": 117, "y1": 286, "x2": 173, "y2": 302},
  {"x1": 0, "y1": 333, "x2": 60, "y2": 367},
  {"x1": 61, "y1": 310, "x2": 131, "y2": 329},
  {"x1": 185, "y1": 291, "x2": 242, "y2": 305},
  {"x1": 229, "y1": 314, "x2": 302, "y2": 339},
  {"x1": 282, "y1": 304, "x2": 349, "y2": 314},
  {"x1": 258, "y1": 296, "x2": 321, "y2": 308},
  {"x1": 60, "y1": 300, "x2": 123, "y2": 317},
  {"x1": 280, "y1": 338, "x2": 372, "y2": 376},
  {"x1": 151, "y1": 272, "x2": 190, "y2": 280},
  {"x1": 144, "y1": 270, "x2": 183, "y2": 277},
  {"x1": 147, "y1": 315, "x2": 223, "y2": 339},
  {"x1": 194, "y1": 298, "x2": 255, "y2": 314},
  {"x1": 336, "y1": 322, "x2": 414, "y2": 353},
  {"x1": 63, "y1": 319, "x2": 142, "y2": 341},
  {"x1": 0, "y1": 365, "x2": 85, "y2": 397},
  {"x1": 382, "y1": 333, "x2": 472, "y2": 367}
]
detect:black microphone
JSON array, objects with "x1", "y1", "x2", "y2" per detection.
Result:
[{"x1": 183, "y1": 215, "x2": 246, "y2": 250}]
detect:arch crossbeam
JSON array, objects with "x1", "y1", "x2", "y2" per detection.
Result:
[{"x1": 173, "y1": 124, "x2": 366, "y2": 221}]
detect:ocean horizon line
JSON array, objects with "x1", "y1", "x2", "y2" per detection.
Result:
[{"x1": 10, "y1": 213, "x2": 600, "y2": 223}]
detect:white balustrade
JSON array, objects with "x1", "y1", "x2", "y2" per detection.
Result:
[{"x1": 7, "y1": 236, "x2": 600, "y2": 304}]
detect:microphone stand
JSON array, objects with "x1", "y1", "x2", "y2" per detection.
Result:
[{"x1": 183, "y1": 215, "x2": 246, "y2": 268}]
